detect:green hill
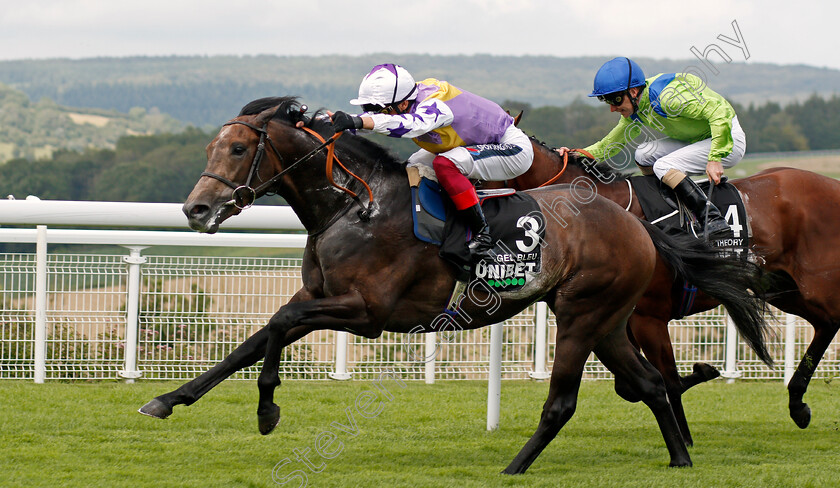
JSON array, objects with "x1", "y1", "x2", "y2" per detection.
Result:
[
  {"x1": 0, "y1": 82, "x2": 182, "y2": 161},
  {"x1": 1, "y1": 54, "x2": 840, "y2": 171},
  {"x1": 1, "y1": 55, "x2": 839, "y2": 127}
]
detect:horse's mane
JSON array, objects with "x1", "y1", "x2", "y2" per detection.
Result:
[
  {"x1": 528, "y1": 135, "x2": 630, "y2": 182},
  {"x1": 238, "y1": 96, "x2": 403, "y2": 170}
]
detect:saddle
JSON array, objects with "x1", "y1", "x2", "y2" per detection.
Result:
[
  {"x1": 630, "y1": 174, "x2": 751, "y2": 319},
  {"x1": 630, "y1": 174, "x2": 751, "y2": 252},
  {"x1": 407, "y1": 167, "x2": 544, "y2": 290}
]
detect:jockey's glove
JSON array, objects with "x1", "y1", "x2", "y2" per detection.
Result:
[{"x1": 332, "y1": 111, "x2": 363, "y2": 133}]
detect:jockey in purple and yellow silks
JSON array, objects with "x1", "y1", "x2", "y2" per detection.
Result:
[{"x1": 329, "y1": 64, "x2": 533, "y2": 263}]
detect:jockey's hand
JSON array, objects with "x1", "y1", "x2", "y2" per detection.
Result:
[
  {"x1": 554, "y1": 147, "x2": 571, "y2": 157},
  {"x1": 706, "y1": 160, "x2": 723, "y2": 185},
  {"x1": 331, "y1": 111, "x2": 363, "y2": 133}
]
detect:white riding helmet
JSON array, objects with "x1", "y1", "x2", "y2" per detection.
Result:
[{"x1": 349, "y1": 64, "x2": 418, "y2": 107}]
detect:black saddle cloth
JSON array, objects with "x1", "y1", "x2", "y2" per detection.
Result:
[
  {"x1": 411, "y1": 177, "x2": 545, "y2": 288},
  {"x1": 630, "y1": 175, "x2": 750, "y2": 251}
]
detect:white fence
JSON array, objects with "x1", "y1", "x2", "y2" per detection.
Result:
[{"x1": 1, "y1": 199, "x2": 839, "y2": 384}]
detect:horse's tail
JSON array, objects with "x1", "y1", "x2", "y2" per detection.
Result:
[{"x1": 641, "y1": 220, "x2": 774, "y2": 368}]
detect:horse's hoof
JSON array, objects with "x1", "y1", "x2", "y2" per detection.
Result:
[
  {"x1": 258, "y1": 404, "x2": 281, "y2": 435},
  {"x1": 138, "y1": 398, "x2": 173, "y2": 419},
  {"x1": 790, "y1": 403, "x2": 811, "y2": 429},
  {"x1": 669, "y1": 459, "x2": 693, "y2": 468},
  {"x1": 692, "y1": 362, "x2": 721, "y2": 381}
]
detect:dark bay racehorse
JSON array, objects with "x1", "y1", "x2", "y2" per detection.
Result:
[
  {"x1": 498, "y1": 139, "x2": 840, "y2": 441},
  {"x1": 140, "y1": 97, "x2": 772, "y2": 472}
]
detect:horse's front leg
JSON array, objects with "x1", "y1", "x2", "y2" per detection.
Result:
[
  {"x1": 258, "y1": 290, "x2": 372, "y2": 435},
  {"x1": 139, "y1": 325, "x2": 270, "y2": 419},
  {"x1": 139, "y1": 290, "x2": 315, "y2": 419},
  {"x1": 139, "y1": 323, "x2": 319, "y2": 419}
]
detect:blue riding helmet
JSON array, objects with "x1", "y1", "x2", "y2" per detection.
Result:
[{"x1": 589, "y1": 57, "x2": 646, "y2": 97}]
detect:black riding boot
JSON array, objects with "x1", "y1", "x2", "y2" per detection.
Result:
[
  {"x1": 672, "y1": 177, "x2": 730, "y2": 238},
  {"x1": 462, "y1": 203, "x2": 493, "y2": 262}
]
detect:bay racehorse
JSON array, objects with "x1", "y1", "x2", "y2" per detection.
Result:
[
  {"x1": 494, "y1": 138, "x2": 840, "y2": 441},
  {"x1": 140, "y1": 97, "x2": 772, "y2": 472}
]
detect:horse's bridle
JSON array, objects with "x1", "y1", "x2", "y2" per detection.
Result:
[
  {"x1": 200, "y1": 120, "x2": 280, "y2": 209},
  {"x1": 200, "y1": 116, "x2": 372, "y2": 221}
]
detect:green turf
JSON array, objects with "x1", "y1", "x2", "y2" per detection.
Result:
[{"x1": 1, "y1": 380, "x2": 838, "y2": 487}]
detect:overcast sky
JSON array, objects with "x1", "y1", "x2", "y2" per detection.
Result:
[{"x1": 0, "y1": 0, "x2": 837, "y2": 71}]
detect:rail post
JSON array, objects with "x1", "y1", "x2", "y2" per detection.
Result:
[
  {"x1": 529, "y1": 302, "x2": 551, "y2": 380},
  {"x1": 721, "y1": 311, "x2": 742, "y2": 383},
  {"x1": 329, "y1": 331, "x2": 352, "y2": 380},
  {"x1": 424, "y1": 332, "x2": 436, "y2": 384},
  {"x1": 119, "y1": 246, "x2": 147, "y2": 383},
  {"x1": 784, "y1": 313, "x2": 797, "y2": 385},
  {"x1": 487, "y1": 322, "x2": 503, "y2": 431},
  {"x1": 33, "y1": 225, "x2": 48, "y2": 383}
]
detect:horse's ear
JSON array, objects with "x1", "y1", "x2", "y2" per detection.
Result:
[
  {"x1": 505, "y1": 110, "x2": 524, "y2": 127},
  {"x1": 255, "y1": 105, "x2": 283, "y2": 125}
]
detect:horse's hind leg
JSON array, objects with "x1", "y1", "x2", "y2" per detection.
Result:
[
  {"x1": 787, "y1": 319, "x2": 840, "y2": 428},
  {"x1": 770, "y1": 281, "x2": 840, "y2": 428},
  {"x1": 680, "y1": 363, "x2": 721, "y2": 392},
  {"x1": 595, "y1": 323, "x2": 692, "y2": 467},
  {"x1": 627, "y1": 313, "x2": 697, "y2": 447}
]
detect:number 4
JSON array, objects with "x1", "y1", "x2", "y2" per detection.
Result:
[{"x1": 724, "y1": 205, "x2": 742, "y2": 237}]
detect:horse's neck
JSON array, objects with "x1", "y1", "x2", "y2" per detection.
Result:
[
  {"x1": 524, "y1": 147, "x2": 633, "y2": 210},
  {"x1": 562, "y1": 164, "x2": 635, "y2": 212},
  {"x1": 283, "y1": 154, "x2": 406, "y2": 234}
]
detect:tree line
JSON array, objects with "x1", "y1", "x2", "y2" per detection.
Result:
[
  {"x1": 507, "y1": 93, "x2": 840, "y2": 154},
  {"x1": 1, "y1": 94, "x2": 839, "y2": 203},
  {"x1": 3, "y1": 55, "x2": 840, "y2": 128}
]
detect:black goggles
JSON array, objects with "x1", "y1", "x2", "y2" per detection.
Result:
[
  {"x1": 597, "y1": 92, "x2": 625, "y2": 106},
  {"x1": 361, "y1": 103, "x2": 392, "y2": 114}
]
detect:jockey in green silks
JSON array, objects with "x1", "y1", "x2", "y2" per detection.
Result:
[{"x1": 557, "y1": 57, "x2": 745, "y2": 237}]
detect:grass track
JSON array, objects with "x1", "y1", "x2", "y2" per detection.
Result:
[{"x1": 1, "y1": 380, "x2": 838, "y2": 487}]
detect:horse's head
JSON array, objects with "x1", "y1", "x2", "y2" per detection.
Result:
[
  {"x1": 185, "y1": 96, "x2": 392, "y2": 234},
  {"x1": 183, "y1": 99, "x2": 308, "y2": 233}
]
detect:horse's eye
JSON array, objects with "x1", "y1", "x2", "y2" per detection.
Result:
[{"x1": 231, "y1": 145, "x2": 247, "y2": 156}]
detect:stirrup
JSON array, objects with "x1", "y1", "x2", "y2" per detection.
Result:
[
  {"x1": 704, "y1": 218, "x2": 730, "y2": 234},
  {"x1": 700, "y1": 218, "x2": 731, "y2": 244}
]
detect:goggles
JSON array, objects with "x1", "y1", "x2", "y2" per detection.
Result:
[
  {"x1": 361, "y1": 103, "x2": 393, "y2": 114},
  {"x1": 597, "y1": 92, "x2": 625, "y2": 106}
]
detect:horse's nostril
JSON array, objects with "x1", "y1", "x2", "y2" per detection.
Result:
[
  {"x1": 194, "y1": 205, "x2": 210, "y2": 218},
  {"x1": 184, "y1": 203, "x2": 210, "y2": 220}
]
